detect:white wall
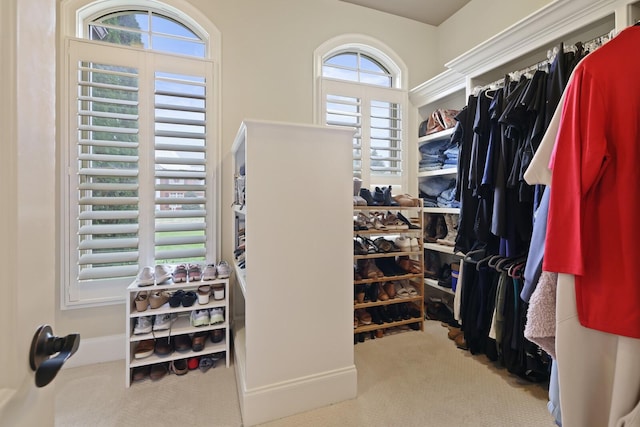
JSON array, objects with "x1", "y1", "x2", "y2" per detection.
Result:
[{"x1": 51, "y1": 0, "x2": 558, "y2": 357}]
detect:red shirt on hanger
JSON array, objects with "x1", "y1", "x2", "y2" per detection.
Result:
[{"x1": 544, "y1": 25, "x2": 640, "y2": 339}]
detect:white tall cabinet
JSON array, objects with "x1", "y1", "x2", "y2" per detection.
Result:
[{"x1": 230, "y1": 120, "x2": 357, "y2": 426}]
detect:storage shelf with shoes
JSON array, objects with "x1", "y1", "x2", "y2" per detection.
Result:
[
  {"x1": 353, "y1": 203, "x2": 425, "y2": 340},
  {"x1": 125, "y1": 274, "x2": 230, "y2": 387}
]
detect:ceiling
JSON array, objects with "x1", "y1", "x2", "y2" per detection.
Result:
[{"x1": 340, "y1": 0, "x2": 471, "y2": 26}]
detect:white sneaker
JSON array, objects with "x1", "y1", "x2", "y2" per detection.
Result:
[
  {"x1": 209, "y1": 307, "x2": 224, "y2": 324},
  {"x1": 133, "y1": 316, "x2": 152, "y2": 334},
  {"x1": 134, "y1": 266, "x2": 155, "y2": 287},
  {"x1": 190, "y1": 309, "x2": 210, "y2": 327},
  {"x1": 154, "y1": 264, "x2": 173, "y2": 284},
  {"x1": 153, "y1": 313, "x2": 176, "y2": 331},
  {"x1": 216, "y1": 261, "x2": 231, "y2": 279},
  {"x1": 202, "y1": 264, "x2": 217, "y2": 281}
]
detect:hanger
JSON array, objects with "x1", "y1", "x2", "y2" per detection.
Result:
[
  {"x1": 476, "y1": 254, "x2": 495, "y2": 271},
  {"x1": 508, "y1": 262, "x2": 525, "y2": 279}
]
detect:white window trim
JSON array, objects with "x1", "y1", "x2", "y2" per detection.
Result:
[{"x1": 59, "y1": 0, "x2": 221, "y2": 309}]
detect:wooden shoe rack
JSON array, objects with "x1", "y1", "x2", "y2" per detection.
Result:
[
  {"x1": 125, "y1": 277, "x2": 230, "y2": 387},
  {"x1": 353, "y1": 204, "x2": 425, "y2": 338}
]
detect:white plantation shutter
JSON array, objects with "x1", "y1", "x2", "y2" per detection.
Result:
[
  {"x1": 321, "y1": 79, "x2": 405, "y2": 187},
  {"x1": 65, "y1": 39, "x2": 216, "y2": 305},
  {"x1": 326, "y1": 94, "x2": 362, "y2": 178},
  {"x1": 153, "y1": 68, "x2": 208, "y2": 263}
]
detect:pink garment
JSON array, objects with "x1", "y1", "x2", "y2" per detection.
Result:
[
  {"x1": 543, "y1": 25, "x2": 640, "y2": 338},
  {"x1": 524, "y1": 271, "x2": 557, "y2": 359}
]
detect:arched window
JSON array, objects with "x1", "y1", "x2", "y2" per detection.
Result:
[
  {"x1": 60, "y1": 0, "x2": 220, "y2": 308},
  {"x1": 315, "y1": 35, "x2": 408, "y2": 191}
]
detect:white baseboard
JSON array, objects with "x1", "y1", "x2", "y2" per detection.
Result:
[
  {"x1": 237, "y1": 365, "x2": 358, "y2": 426},
  {"x1": 63, "y1": 334, "x2": 125, "y2": 369}
]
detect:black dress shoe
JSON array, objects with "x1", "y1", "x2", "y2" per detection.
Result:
[
  {"x1": 367, "y1": 307, "x2": 383, "y2": 325},
  {"x1": 378, "y1": 305, "x2": 393, "y2": 323},
  {"x1": 366, "y1": 283, "x2": 378, "y2": 302}
]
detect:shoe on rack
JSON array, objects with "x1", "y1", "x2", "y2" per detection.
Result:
[
  {"x1": 170, "y1": 359, "x2": 189, "y2": 376},
  {"x1": 210, "y1": 328, "x2": 224, "y2": 343},
  {"x1": 181, "y1": 291, "x2": 197, "y2": 307},
  {"x1": 396, "y1": 211, "x2": 421, "y2": 229},
  {"x1": 173, "y1": 334, "x2": 192, "y2": 352},
  {"x1": 133, "y1": 316, "x2": 153, "y2": 335},
  {"x1": 131, "y1": 366, "x2": 151, "y2": 382},
  {"x1": 153, "y1": 313, "x2": 177, "y2": 331},
  {"x1": 149, "y1": 290, "x2": 171, "y2": 309},
  {"x1": 199, "y1": 356, "x2": 216, "y2": 373},
  {"x1": 434, "y1": 214, "x2": 448, "y2": 240},
  {"x1": 212, "y1": 283, "x2": 225, "y2": 301},
  {"x1": 383, "y1": 186, "x2": 399, "y2": 206},
  {"x1": 216, "y1": 261, "x2": 231, "y2": 279},
  {"x1": 134, "y1": 339, "x2": 155, "y2": 359},
  {"x1": 134, "y1": 266, "x2": 155, "y2": 287},
  {"x1": 149, "y1": 363, "x2": 169, "y2": 381},
  {"x1": 188, "y1": 263, "x2": 202, "y2": 282},
  {"x1": 394, "y1": 282, "x2": 410, "y2": 299},
  {"x1": 394, "y1": 236, "x2": 412, "y2": 252},
  {"x1": 383, "y1": 282, "x2": 397, "y2": 299},
  {"x1": 134, "y1": 291, "x2": 150, "y2": 312},
  {"x1": 202, "y1": 263, "x2": 217, "y2": 281},
  {"x1": 187, "y1": 357, "x2": 200, "y2": 370},
  {"x1": 436, "y1": 214, "x2": 458, "y2": 247},
  {"x1": 192, "y1": 331, "x2": 209, "y2": 352},
  {"x1": 197, "y1": 285, "x2": 211, "y2": 304},
  {"x1": 209, "y1": 307, "x2": 225, "y2": 324},
  {"x1": 355, "y1": 308, "x2": 372, "y2": 326},
  {"x1": 172, "y1": 264, "x2": 188, "y2": 283},
  {"x1": 190, "y1": 309, "x2": 210, "y2": 327},
  {"x1": 154, "y1": 264, "x2": 173, "y2": 284},
  {"x1": 168, "y1": 290, "x2": 185, "y2": 308},
  {"x1": 359, "y1": 188, "x2": 377, "y2": 206},
  {"x1": 353, "y1": 177, "x2": 367, "y2": 206},
  {"x1": 154, "y1": 337, "x2": 174, "y2": 356}
]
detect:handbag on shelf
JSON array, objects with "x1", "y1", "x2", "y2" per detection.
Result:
[{"x1": 418, "y1": 108, "x2": 460, "y2": 137}]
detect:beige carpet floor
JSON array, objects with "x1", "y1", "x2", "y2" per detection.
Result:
[{"x1": 55, "y1": 320, "x2": 556, "y2": 427}]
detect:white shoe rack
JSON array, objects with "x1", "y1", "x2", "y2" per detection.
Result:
[{"x1": 125, "y1": 277, "x2": 230, "y2": 387}]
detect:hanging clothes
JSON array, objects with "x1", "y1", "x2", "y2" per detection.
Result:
[{"x1": 526, "y1": 25, "x2": 640, "y2": 427}]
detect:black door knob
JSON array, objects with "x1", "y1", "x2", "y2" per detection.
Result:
[{"x1": 29, "y1": 325, "x2": 80, "y2": 388}]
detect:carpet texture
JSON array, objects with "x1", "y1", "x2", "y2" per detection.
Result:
[{"x1": 55, "y1": 321, "x2": 556, "y2": 426}]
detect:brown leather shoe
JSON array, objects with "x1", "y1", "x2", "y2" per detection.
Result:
[
  {"x1": 134, "y1": 339, "x2": 155, "y2": 359},
  {"x1": 154, "y1": 337, "x2": 174, "y2": 356},
  {"x1": 377, "y1": 283, "x2": 389, "y2": 301},
  {"x1": 149, "y1": 363, "x2": 168, "y2": 380},
  {"x1": 447, "y1": 327, "x2": 463, "y2": 340},
  {"x1": 192, "y1": 331, "x2": 209, "y2": 352},
  {"x1": 454, "y1": 333, "x2": 468, "y2": 350},
  {"x1": 131, "y1": 365, "x2": 151, "y2": 382},
  {"x1": 383, "y1": 282, "x2": 396, "y2": 299}
]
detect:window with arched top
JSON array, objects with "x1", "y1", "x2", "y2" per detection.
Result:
[
  {"x1": 315, "y1": 36, "x2": 408, "y2": 191},
  {"x1": 87, "y1": 10, "x2": 206, "y2": 57},
  {"x1": 60, "y1": 1, "x2": 220, "y2": 308}
]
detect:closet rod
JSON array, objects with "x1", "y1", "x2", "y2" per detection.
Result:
[{"x1": 473, "y1": 29, "x2": 616, "y2": 94}]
